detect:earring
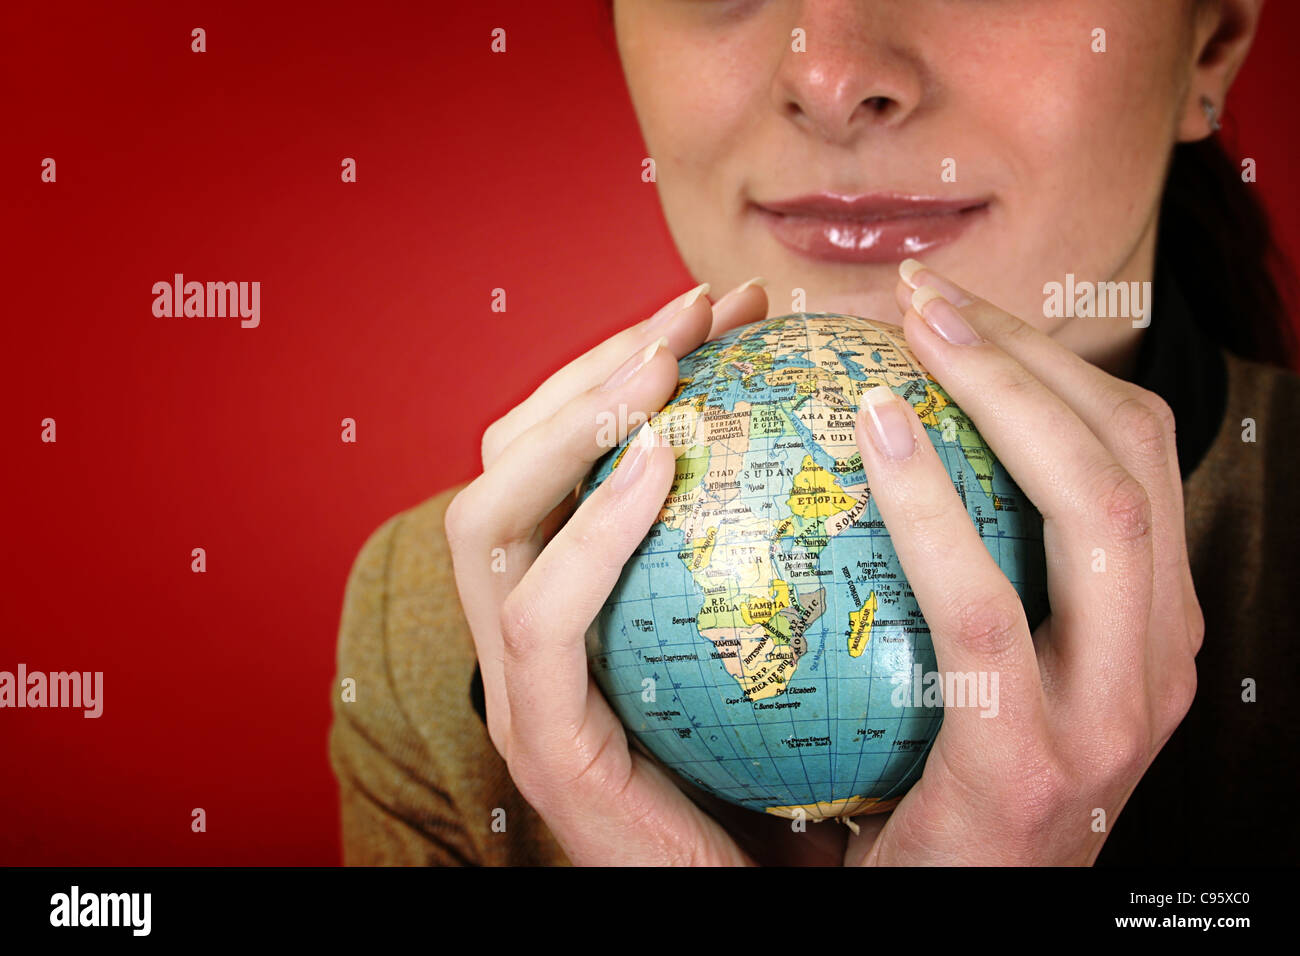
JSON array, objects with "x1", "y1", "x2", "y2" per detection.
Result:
[{"x1": 1201, "y1": 95, "x2": 1222, "y2": 133}]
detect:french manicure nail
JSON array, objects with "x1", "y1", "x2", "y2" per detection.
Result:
[
  {"x1": 601, "y1": 335, "x2": 669, "y2": 391},
  {"x1": 859, "y1": 385, "x2": 917, "y2": 460},
  {"x1": 912, "y1": 287, "x2": 983, "y2": 346},
  {"x1": 899, "y1": 258, "x2": 926, "y2": 285},
  {"x1": 899, "y1": 258, "x2": 974, "y2": 306},
  {"x1": 713, "y1": 275, "x2": 767, "y2": 308},
  {"x1": 610, "y1": 424, "x2": 658, "y2": 491},
  {"x1": 645, "y1": 282, "x2": 710, "y2": 333}
]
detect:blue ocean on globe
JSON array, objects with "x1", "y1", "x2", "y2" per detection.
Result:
[{"x1": 579, "y1": 313, "x2": 1049, "y2": 820}]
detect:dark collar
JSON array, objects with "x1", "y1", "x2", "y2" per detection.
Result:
[
  {"x1": 470, "y1": 657, "x2": 487, "y2": 726},
  {"x1": 1130, "y1": 257, "x2": 1229, "y2": 480},
  {"x1": 466, "y1": 263, "x2": 1230, "y2": 727}
]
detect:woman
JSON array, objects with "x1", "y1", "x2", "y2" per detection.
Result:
[{"x1": 329, "y1": 0, "x2": 1299, "y2": 865}]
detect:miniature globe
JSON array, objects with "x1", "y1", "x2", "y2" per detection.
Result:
[{"x1": 579, "y1": 313, "x2": 1049, "y2": 820}]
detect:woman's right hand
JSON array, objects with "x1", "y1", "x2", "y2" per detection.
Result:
[{"x1": 444, "y1": 278, "x2": 778, "y2": 865}]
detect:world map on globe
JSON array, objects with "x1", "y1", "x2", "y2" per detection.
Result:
[{"x1": 579, "y1": 313, "x2": 1049, "y2": 821}]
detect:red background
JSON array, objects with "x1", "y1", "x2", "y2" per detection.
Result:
[{"x1": 2, "y1": 2, "x2": 1297, "y2": 865}]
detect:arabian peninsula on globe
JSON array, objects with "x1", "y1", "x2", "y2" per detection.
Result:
[{"x1": 578, "y1": 313, "x2": 1049, "y2": 822}]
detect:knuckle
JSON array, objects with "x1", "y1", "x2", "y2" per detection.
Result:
[
  {"x1": 497, "y1": 591, "x2": 540, "y2": 660},
  {"x1": 1148, "y1": 392, "x2": 1178, "y2": 438},
  {"x1": 1186, "y1": 599, "x2": 1207, "y2": 655},
  {"x1": 479, "y1": 420, "x2": 501, "y2": 467},
  {"x1": 480, "y1": 414, "x2": 516, "y2": 468},
  {"x1": 564, "y1": 721, "x2": 631, "y2": 796},
  {"x1": 989, "y1": 360, "x2": 1040, "y2": 399},
  {"x1": 948, "y1": 589, "x2": 1028, "y2": 659},
  {"x1": 442, "y1": 489, "x2": 473, "y2": 551},
  {"x1": 1093, "y1": 723, "x2": 1150, "y2": 781},
  {"x1": 1110, "y1": 391, "x2": 1174, "y2": 469},
  {"x1": 443, "y1": 479, "x2": 488, "y2": 551},
  {"x1": 998, "y1": 311, "x2": 1039, "y2": 346},
  {"x1": 1093, "y1": 463, "x2": 1152, "y2": 543},
  {"x1": 994, "y1": 749, "x2": 1072, "y2": 838},
  {"x1": 1162, "y1": 657, "x2": 1199, "y2": 730}
]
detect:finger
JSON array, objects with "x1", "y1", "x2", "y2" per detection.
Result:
[
  {"x1": 891, "y1": 289, "x2": 1156, "y2": 717},
  {"x1": 484, "y1": 276, "x2": 773, "y2": 470},
  {"x1": 477, "y1": 339, "x2": 685, "y2": 546},
  {"x1": 853, "y1": 384, "x2": 1048, "y2": 753},
  {"x1": 496, "y1": 427, "x2": 754, "y2": 866},
  {"x1": 500, "y1": 425, "x2": 676, "y2": 760},
  {"x1": 899, "y1": 267, "x2": 1190, "y2": 733},
  {"x1": 708, "y1": 276, "x2": 769, "y2": 339},
  {"x1": 481, "y1": 282, "x2": 711, "y2": 469},
  {"x1": 898, "y1": 260, "x2": 1198, "y2": 687},
  {"x1": 446, "y1": 340, "x2": 682, "y2": 748}
]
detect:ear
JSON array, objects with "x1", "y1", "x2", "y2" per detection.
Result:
[{"x1": 1176, "y1": 0, "x2": 1266, "y2": 142}]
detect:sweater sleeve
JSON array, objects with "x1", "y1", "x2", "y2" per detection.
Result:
[
  {"x1": 328, "y1": 510, "x2": 481, "y2": 865},
  {"x1": 327, "y1": 487, "x2": 572, "y2": 867}
]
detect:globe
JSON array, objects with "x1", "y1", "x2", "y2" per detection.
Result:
[{"x1": 578, "y1": 313, "x2": 1049, "y2": 821}]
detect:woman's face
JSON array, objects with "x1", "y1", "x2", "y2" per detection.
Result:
[{"x1": 613, "y1": 0, "x2": 1224, "y2": 361}]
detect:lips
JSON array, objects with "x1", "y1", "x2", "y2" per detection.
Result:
[{"x1": 752, "y1": 193, "x2": 990, "y2": 264}]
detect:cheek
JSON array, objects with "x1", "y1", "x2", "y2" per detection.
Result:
[
  {"x1": 623, "y1": 30, "x2": 772, "y2": 277},
  {"x1": 985, "y1": 24, "x2": 1179, "y2": 266},
  {"x1": 634, "y1": 48, "x2": 760, "y2": 182}
]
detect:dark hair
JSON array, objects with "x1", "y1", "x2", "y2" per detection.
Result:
[{"x1": 1159, "y1": 133, "x2": 1297, "y2": 369}]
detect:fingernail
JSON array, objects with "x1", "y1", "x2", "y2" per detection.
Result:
[
  {"x1": 912, "y1": 287, "x2": 983, "y2": 346},
  {"x1": 610, "y1": 424, "x2": 658, "y2": 491},
  {"x1": 645, "y1": 282, "x2": 710, "y2": 333},
  {"x1": 899, "y1": 259, "x2": 974, "y2": 306},
  {"x1": 601, "y1": 335, "x2": 669, "y2": 392},
  {"x1": 712, "y1": 275, "x2": 767, "y2": 309},
  {"x1": 858, "y1": 385, "x2": 917, "y2": 460}
]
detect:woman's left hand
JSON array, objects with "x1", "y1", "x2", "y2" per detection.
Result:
[{"x1": 843, "y1": 260, "x2": 1204, "y2": 866}]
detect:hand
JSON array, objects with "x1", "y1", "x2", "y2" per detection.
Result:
[
  {"x1": 842, "y1": 260, "x2": 1204, "y2": 865},
  {"x1": 445, "y1": 277, "x2": 821, "y2": 865}
]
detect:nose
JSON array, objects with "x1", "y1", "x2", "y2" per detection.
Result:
[{"x1": 773, "y1": 2, "x2": 923, "y2": 146}]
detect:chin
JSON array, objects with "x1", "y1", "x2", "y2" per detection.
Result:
[{"x1": 797, "y1": 290, "x2": 904, "y2": 326}]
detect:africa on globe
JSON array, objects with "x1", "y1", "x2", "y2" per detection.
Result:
[{"x1": 579, "y1": 313, "x2": 1049, "y2": 821}]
